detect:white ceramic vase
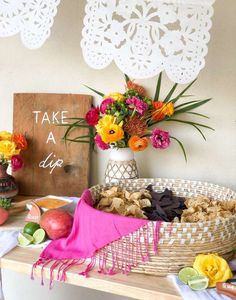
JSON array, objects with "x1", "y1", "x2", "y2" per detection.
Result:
[{"x1": 104, "y1": 148, "x2": 139, "y2": 184}]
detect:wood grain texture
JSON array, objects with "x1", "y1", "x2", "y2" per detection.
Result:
[
  {"x1": 1, "y1": 247, "x2": 181, "y2": 300},
  {"x1": 13, "y1": 93, "x2": 92, "y2": 196}
]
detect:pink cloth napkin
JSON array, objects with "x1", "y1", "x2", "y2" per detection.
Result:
[
  {"x1": 40, "y1": 189, "x2": 148, "y2": 260},
  {"x1": 32, "y1": 190, "x2": 161, "y2": 288}
]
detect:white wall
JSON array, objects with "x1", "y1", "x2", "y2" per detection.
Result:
[{"x1": 0, "y1": 0, "x2": 236, "y2": 299}]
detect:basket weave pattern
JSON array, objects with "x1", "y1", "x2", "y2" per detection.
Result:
[{"x1": 90, "y1": 178, "x2": 236, "y2": 276}]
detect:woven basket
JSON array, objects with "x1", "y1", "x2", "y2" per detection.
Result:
[{"x1": 90, "y1": 178, "x2": 236, "y2": 276}]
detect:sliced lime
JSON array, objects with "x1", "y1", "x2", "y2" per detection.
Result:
[
  {"x1": 178, "y1": 267, "x2": 199, "y2": 284},
  {"x1": 23, "y1": 222, "x2": 40, "y2": 236},
  {"x1": 33, "y1": 228, "x2": 46, "y2": 244},
  {"x1": 18, "y1": 233, "x2": 34, "y2": 247},
  {"x1": 188, "y1": 275, "x2": 209, "y2": 291}
]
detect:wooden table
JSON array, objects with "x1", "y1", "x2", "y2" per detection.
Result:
[{"x1": 0, "y1": 210, "x2": 181, "y2": 300}]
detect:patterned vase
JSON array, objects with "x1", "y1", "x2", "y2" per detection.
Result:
[
  {"x1": 0, "y1": 164, "x2": 18, "y2": 198},
  {"x1": 104, "y1": 148, "x2": 139, "y2": 184}
]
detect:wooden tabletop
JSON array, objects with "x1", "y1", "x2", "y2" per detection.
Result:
[{"x1": 0, "y1": 208, "x2": 181, "y2": 300}]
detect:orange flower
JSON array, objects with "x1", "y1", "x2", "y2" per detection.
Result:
[
  {"x1": 128, "y1": 136, "x2": 148, "y2": 152},
  {"x1": 12, "y1": 133, "x2": 28, "y2": 150},
  {"x1": 151, "y1": 101, "x2": 165, "y2": 121},
  {"x1": 127, "y1": 80, "x2": 146, "y2": 96},
  {"x1": 151, "y1": 101, "x2": 175, "y2": 121}
]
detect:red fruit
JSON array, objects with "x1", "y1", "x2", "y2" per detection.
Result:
[
  {"x1": 40, "y1": 209, "x2": 73, "y2": 240},
  {"x1": 0, "y1": 208, "x2": 9, "y2": 225}
]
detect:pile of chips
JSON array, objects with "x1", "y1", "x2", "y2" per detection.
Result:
[
  {"x1": 95, "y1": 186, "x2": 236, "y2": 223},
  {"x1": 95, "y1": 186, "x2": 152, "y2": 219},
  {"x1": 142, "y1": 185, "x2": 186, "y2": 221},
  {"x1": 178, "y1": 196, "x2": 236, "y2": 223}
]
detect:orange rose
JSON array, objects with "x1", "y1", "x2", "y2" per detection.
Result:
[
  {"x1": 151, "y1": 101, "x2": 165, "y2": 121},
  {"x1": 12, "y1": 133, "x2": 28, "y2": 150},
  {"x1": 128, "y1": 136, "x2": 148, "y2": 152}
]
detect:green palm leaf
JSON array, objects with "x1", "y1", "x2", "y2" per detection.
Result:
[
  {"x1": 154, "y1": 72, "x2": 162, "y2": 101},
  {"x1": 166, "y1": 118, "x2": 214, "y2": 131},
  {"x1": 163, "y1": 83, "x2": 178, "y2": 103},
  {"x1": 192, "y1": 125, "x2": 207, "y2": 141},
  {"x1": 171, "y1": 78, "x2": 198, "y2": 104},
  {"x1": 63, "y1": 138, "x2": 91, "y2": 144},
  {"x1": 174, "y1": 98, "x2": 211, "y2": 114},
  {"x1": 170, "y1": 136, "x2": 187, "y2": 162},
  {"x1": 83, "y1": 84, "x2": 104, "y2": 97},
  {"x1": 124, "y1": 74, "x2": 130, "y2": 83},
  {"x1": 174, "y1": 100, "x2": 202, "y2": 110},
  {"x1": 186, "y1": 112, "x2": 210, "y2": 119},
  {"x1": 62, "y1": 119, "x2": 82, "y2": 141}
]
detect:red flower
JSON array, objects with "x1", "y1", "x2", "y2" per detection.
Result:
[
  {"x1": 85, "y1": 107, "x2": 100, "y2": 127},
  {"x1": 11, "y1": 155, "x2": 24, "y2": 172}
]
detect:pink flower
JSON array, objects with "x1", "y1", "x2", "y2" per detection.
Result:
[
  {"x1": 11, "y1": 155, "x2": 24, "y2": 172},
  {"x1": 85, "y1": 107, "x2": 100, "y2": 127},
  {"x1": 126, "y1": 96, "x2": 148, "y2": 115},
  {"x1": 100, "y1": 98, "x2": 114, "y2": 114},
  {"x1": 95, "y1": 134, "x2": 110, "y2": 150},
  {"x1": 150, "y1": 128, "x2": 170, "y2": 149}
]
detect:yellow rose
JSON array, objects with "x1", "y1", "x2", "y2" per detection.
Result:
[
  {"x1": 0, "y1": 131, "x2": 12, "y2": 141},
  {"x1": 100, "y1": 123, "x2": 124, "y2": 144},
  {"x1": 193, "y1": 253, "x2": 233, "y2": 287},
  {"x1": 0, "y1": 140, "x2": 20, "y2": 160},
  {"x1": 95, "y1": 115, "x2": 115, "y2": 134},
  {"x1": 105, "y1": 92, "x2": 125, "y2": 102}
]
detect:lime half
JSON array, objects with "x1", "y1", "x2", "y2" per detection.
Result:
[
  {"x1": 18, "y1": 233, "x2": 34, "y2": 247},
  {"x1": 33, "y1": 229, "x2": 46, "y2": 244},
  {"x1": 178, "y1": 267, "x2": 199, "y2": 284},
  {"x1": 23, "y1": 222, "x2": 40, "y2": 236},
  {"x1": 188, "y1": 275, "x2": 209, "y2": 291}
]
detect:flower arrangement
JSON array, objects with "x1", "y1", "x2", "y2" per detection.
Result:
[
  {"x1": 63, "y1": 74, "x2": 213, "y2": 161},
  {"x1": 0, "y1": 131, "x2": 28, "y2": 171}
]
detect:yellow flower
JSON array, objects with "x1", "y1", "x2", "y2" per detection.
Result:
[
  {"x1": 0, "y1": 131, "x2": 12, "y2": 141},
  {"x1": 0, "y1": 140, "x2": 20, "y2": 160},
  {"x1": 193, "y1": 253, "x2": 233, "y2": 287},
  {"x1": 95, "y1": 115, "x2": 115, "y2": 134},
  {"x1": 100, "y1": 123, "x2": 124, "y2": 144},
  {"x1": 105, "y1": 92, "x2": 125, "y2": 102},
  {"x1": 163, "y1": 102, "x2": 174, "y2": 117}
]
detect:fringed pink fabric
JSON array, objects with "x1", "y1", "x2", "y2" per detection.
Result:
[{"x1": 32, "y1": 190, "x2": 163, "y2": 288}]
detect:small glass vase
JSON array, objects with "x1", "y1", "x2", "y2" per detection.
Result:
[
  {"x1": 104, "y1": 148, "x2": 139, "y2": 184},
  {"x1": 0, "y1": 164, "x2": 19, "y2": 198}
]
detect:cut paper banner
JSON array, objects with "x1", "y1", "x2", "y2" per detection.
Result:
[
  {"x1": 0, "y1": 0, "x2": 60, "y2": 49},
  {"x1": 81, "y1": 0, "x2": 216, "y2": 83}
]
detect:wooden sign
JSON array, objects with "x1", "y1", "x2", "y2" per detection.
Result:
[{"x1": 13, "y1": 93, "x2": 92, "y2": 196}]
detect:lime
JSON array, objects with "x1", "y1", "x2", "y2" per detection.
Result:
[
  {"x1": 188, "y1": 275, "x2": 209, "y2": 291},
  {"x1": 33, "y1": 228, "x2": 46, "y2": 244},
  {"x1": 178, "y1": 267, "x2": 199, "y2": 284},
  {"x1": 18, "y1": 233, "x2": 34, "y2": 247},
  {"x1": 23, "y1": 222, "x2": 40, "y2": 236}
]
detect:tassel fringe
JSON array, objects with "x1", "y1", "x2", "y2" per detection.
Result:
[{"x1": 32, "y1": 221, "x2": 162, "y2": 288}]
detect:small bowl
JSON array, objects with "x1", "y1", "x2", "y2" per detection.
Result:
[{"x1": 26, "y1": 195, "x2": 74, "y2": 212}]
